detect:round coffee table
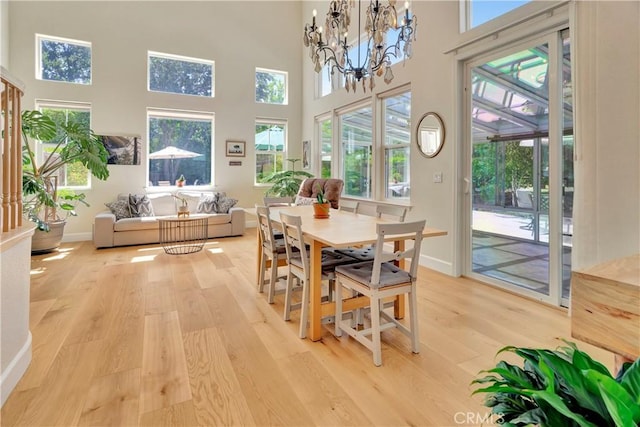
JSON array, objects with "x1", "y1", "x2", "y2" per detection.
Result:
[{"x1": 158, "y1": 215, "x2": 208, "y2": 255}]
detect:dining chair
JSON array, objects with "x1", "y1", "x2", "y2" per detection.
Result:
[
  {"x1": 256, "y1": 205, "x2": 288, "y2": 304},
  {"x1": 334, "y1": 219, "x2": 426, "y2": 366},
  {"x1": 339, "y1": 199, "x2": 360, "y2": 213},
  {"x1": 279, "y1": 212, "x2": 359, "y2": 338},
  {"x1": 376, "y1": 204, "x2": 408, "y2": 222},
  {"x1": 263, "y1": 196, "x2": 293, "y2": 207}
]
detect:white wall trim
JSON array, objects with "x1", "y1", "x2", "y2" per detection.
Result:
[
  {"x1": 0, "y1": 332, "x2": 32, "y2": 406},
  {"x1": 62, "y1": 232, "x2": 93, "y2": 243},
  {"x1": 418, "y1": 253, "x2": 454, "y2": 276}
]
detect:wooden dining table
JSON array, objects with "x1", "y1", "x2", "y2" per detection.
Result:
[{"x1": 261, "y1": 205, "x2": 447, "y2": 341}]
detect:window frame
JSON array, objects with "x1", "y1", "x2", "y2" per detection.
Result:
[
  {"x1": 36, "y1": 34, "x2": 92, "y2": 85},
  {"x1": 146, "y1": 108, "x2": 215, "y2": 189},
  {"x1": 380, "y1": 88, "x2": 412, "y2": 202},
  {"x1": 147, "y1": 51, "x2": 215, "y2": 98},
  {"x1": 34, "y1": 100, "x2": 93, "y2": 189},
  {"x1": 316, "y1": 113, "x2": 333, "y2": 178},
  {"x1": 338, "y1": 101, "x2": 374, "y2": 199},
  {"x1": 255, "y1": 67, "x2": 288, "y2": 105},
  {"x1": 254, "y1": 118, "x2": 288, "y2": 186}
]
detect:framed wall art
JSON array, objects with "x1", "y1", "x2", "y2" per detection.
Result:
[
  {"x1": 226, "y1": 140, "x2": 246, "y2": 157},
  {"x1": 302, "y1": 140, "x2": 311, "y2": 170}
]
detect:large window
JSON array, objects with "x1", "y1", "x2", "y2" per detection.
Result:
[
  {"x1": 318, "y1": 115, "x2": 332, "y2": 178},
  {"x1": 340, "y1": 105, "x2": 372, "y2": 198},
  {"x1": 148, "y1": 51, "x2": 214, "y2": 97},
  {"x1": 36, "y1": 34, "x2": 91, "y2": 84},
  {"x1": 465, "y1": 0, "x2": 531, "y2": 30},
  {"x1": 147, "y1": 110, "x2": 213, "y2": 187},
  {"x1": 255, "y1": 68, "x2": 287, "y2": 104},
  {"x1": 383, "y1": 91, "x2": 411, "y2": 200},
  {"x1": 36, "y1": 101, "x2": 92, "y2": 187},
  {"x1": 255, "y1": 120, "x2": 287, "y2": 184}
]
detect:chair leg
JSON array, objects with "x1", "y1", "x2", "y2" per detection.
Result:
[
  {"x1": 299, "y1": 279, "x2": 310, "y2": 339},
  {"x1": 258, "y1": 251, "x2": 267, "y2": 293},
  {"x1": 408, "y1": 284, "x2": 420, "y2": 354},
  {"x1": 283, "y1": 272, "x2": 294, "y2": 321},
  {"x1": 371, "y1": 296, "x2": 382, "y2": 367},
  {"x1": 335, "y1": 280, "x2": 343, "y2": 337},
  {"x1": 267, "y1": 256, "x2": 277, "y2": 304}
]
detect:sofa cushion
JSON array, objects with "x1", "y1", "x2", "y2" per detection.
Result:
[
  {"x1": 207, "y1": 213, "x2": 232, "y2": 225},
  {"x1": 216, "y1": 196, "x2": 238, "y2": 213},
  {"x1": 129, "y1": 194, "x2": 155, "y2": 217},
  {"x1": 295, "y1": 195, "x2": 316, "y2": 206},
  {"x1": 105, "y1": 199, "x2": 132, "y2": 220},
  {"x1": 114, "y1": 216, "x2": 159, "y2": 231},
  {"x1": 146, "y1": 193, "x2": 176, "y2": 216}
]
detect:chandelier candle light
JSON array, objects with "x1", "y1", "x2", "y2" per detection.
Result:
[{"x1": 303, "y1": 0, "x2": 417, "y2": 93}]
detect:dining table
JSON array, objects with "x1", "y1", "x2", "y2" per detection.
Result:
[{"x1": 260, "y1": 204, "x2": 447, "y2": 341}]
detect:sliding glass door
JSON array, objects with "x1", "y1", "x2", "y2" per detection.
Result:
[{"x1": 465, "y1": 30, "x2": 573, "y2": 306}]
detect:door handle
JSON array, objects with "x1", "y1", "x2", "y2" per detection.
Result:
[{"x1": 463, "y1": 178, "x2": 470, "y2": 194}]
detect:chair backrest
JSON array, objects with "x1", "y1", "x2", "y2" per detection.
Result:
[
  {"x1": 376, "y1": 204, "x2": 408, "y2": 222},
  {"x1": 370, "y1": 220, "x2": 426, "y2": 287},
  {"x1": 256, "y1": 205, "x2": 279, "y2": 252},
  {"x1": 339, "y1": 200, "x2": 360, "y2": 213},
  {"x1": 263, "y1": 196, "x2": 293, "y2": 207},
  {"x1": 279, "y1": 212, "x2": 309, "y2": 274},
  {"x1": 297, "y1": 178, "x2": 344, "y2": 209}
]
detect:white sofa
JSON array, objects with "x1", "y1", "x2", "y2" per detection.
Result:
[{"x1": 93, "y1": 191, "x2": 245, "y2": 248}]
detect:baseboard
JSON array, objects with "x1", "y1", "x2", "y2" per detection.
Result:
[
  {"x1": 245, "y1": 219, "x2": 257, "y2": 228},
  {"x1": 1, "y1": 332, "x2": 32, "y2": 407},
  {"x1": 418, "y1": 253, "x2": 454, "y2": 276},
  {"x1": 61, "y1": 232, "x2": 92, "y2": 243}
]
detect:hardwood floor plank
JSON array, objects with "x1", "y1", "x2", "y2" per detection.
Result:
[
  {"x1": 14, "y1": 340, "x2": 102, "y2": 426},
  {"x1": 202, "y1": 286, "x2": 315, "y2": 426},
  {"x1": 140, "y1": 311, "x2": 192, "y2": 414},
  {"x1": 138, "y1": 400, "x2": 198, "y2": 426},
  {"x1": 174, "y1": 288, "x2": 215, "y2": 333},
  {"x1": 183, "y1": 328, "x2": 255, "y2": 426},
  {"x1": 28, "y1": 298, "x2": 56, "y2": 329},
  {"x1": 78, "y1": 368, "x2": 141, "y2": 426},
  {"x1": 144, "y1": 281, "x2": 177, "y2": 314}
]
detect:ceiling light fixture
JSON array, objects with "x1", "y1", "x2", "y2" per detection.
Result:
[{"x1": 303, "y1": 0, "x2": 417, "y2": 93}]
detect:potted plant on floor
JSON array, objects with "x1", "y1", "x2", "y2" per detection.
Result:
[
  {"x1": 264, "y1": 158, "x2": 313, "y2": 198},
  {"x1": 22, "y1": 110, "x2": 110, "y2": 253},
  {"x1": 471, "y1": 341, "x2": 640, "y2": 427}
]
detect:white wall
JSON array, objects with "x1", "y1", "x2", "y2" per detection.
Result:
[
  {"x1": 0, "y1": 0, "x2": 8, "y2": 67},
  {"x1": 9, "y1": 1, "x2": 303, "y2": 238}
]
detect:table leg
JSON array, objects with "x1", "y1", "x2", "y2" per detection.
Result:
[
  {"x1": 256, "y1": 226, "x2": 262, "y2": 287},
  {"x1": 309, "y1": 239, "x2": 323, "y2": 341},
  {"x1": 394, "y1": 239, "x2": 406, "y2": 319}
]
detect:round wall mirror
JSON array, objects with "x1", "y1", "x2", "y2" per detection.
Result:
[{"x1": 416, "y1": 112, "x2": 445, "y2": 158}]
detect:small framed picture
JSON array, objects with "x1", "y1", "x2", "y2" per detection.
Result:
[
  {"x1": 226, "y1": 140, "x2": 246, "y2": 157},
  {"x1": 302, "y1": 140, "x2": 311, "y2": 170}
]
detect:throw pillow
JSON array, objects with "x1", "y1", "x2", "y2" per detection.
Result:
[
  {"x1": 196, "y1": 193, "x2": 219, "y2": 214},
  {"x1": 295, "y1": 195, "x2": 316, "y2": 206},
  {"x1": 129, "y1": 194, "x2": 155, "y2": 217},
  {"x1": 105, "y1": 199, "x2": 132, "y2": 220},
  {"x1": 216, "y1": 195, "x2": 238, "y2": 214}
]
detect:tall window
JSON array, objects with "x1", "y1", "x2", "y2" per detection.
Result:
[
  {"x1": 255, "y1": 120, "x2": 287, "y2": 184},
  {"x1": 36, "y1": 34, "x2": 91, "y2": 84},
  {"x1": 147, "y1": 110, "x2": 213, "y2": 187},
  {"x1": 255, "y1": 68, "x2": 287, "y2": 104},
  {"x1": 36, "y1": 101, "x2": 92, "y2": 187},
  {"x1": 465, "y1": 0, "x2": 531, "y2": 30},
  {"x1": 340, "y1": 105, "x2": 372, "y2": 198},
  {"x1": 382, "y1": 91, "x2": 411, "y2": 200},
  {"x1": 148, "y1": 51, "x2": 214, "y2": 97},
  {"x1": 318, "y1": 115, "x2": 332, "y2": 178}
]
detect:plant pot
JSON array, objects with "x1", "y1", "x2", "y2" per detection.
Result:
[
  {"x1": 313, "y1": 202, "x2": 330, "y2": 219},
  {"x1": 176, "y1": 180, "x2": 185, "y2": 187},
  {"x1": 177, "y1": 205, "x2": 190, "y2": 218},
  {"x1": 31, "y1": 220, "x2": 66, "y2": 254}
]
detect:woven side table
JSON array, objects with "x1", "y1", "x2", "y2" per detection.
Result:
[{"x1": 158, "y1": 215, "x2": 208, "y2": 255}]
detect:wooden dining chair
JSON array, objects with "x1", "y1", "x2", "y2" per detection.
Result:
[
  {"x1": 339, "y1": 200, "x2": 360, "y2": 213},
  {"x1": 279, "y1": 212, "x2": 359, "y2": 338},
  {"x1": 334, "y1": 220, "x2": 426, "y2": 366},
  {"x1": 256, "y1": 205, "x2": 288, "y2": 304},
  {"x1": 263, "y1": 196, "x2": 293, "y2": 207},
  {"x1": 376, "y1": 204, "x2": 408, "y2": 222}
]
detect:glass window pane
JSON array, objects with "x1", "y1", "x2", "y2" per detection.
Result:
[
  {"x1": 148, "y1": 114, "x2": 212, "y2": 186},
  {"x1": 383, "y1": 91, "x2": 411, "y2": 200},
  {"x1": 38, "y1": 35, "x2": 91, "y2": 84},
  {"x1": 256, "y1": 69, "x2": 287, "y2": 104},
  {"x1": 148, "y1": 52, "x2": 214, "y2": 97},
  {"x1": 255, "y1": 122, "x2": 286, "y2": 183},
  {"x1": 470, "y1": 0, "x2": 531, "y2": 28},
  {"x1": 341, "y1": 106, "x2": 372, "y2": 198},
  {"x1": 320, "y1": 118, "x2": 332, "y2": 178}
]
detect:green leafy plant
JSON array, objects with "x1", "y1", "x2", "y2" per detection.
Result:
[
  {"x1": 315, "y1": 184, "x2": 327, "y2": 204},
  {"x1": 471, "y1": 341, "x2": 640, "y2": 427},
  {"x1": 22, "y1": 110, "x2": 109, "y2": 231},
  {"x1": 264, "y1": 158, "x2": 313, "y2": 198}
]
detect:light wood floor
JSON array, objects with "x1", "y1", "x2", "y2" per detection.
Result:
[{"x1": 1, "y1": 231, "x2": 613, "y2": 426}]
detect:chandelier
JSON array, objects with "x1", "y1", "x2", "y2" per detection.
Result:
[{"x1": 303, "y1": 0, "x2": 417, "y2": 93}]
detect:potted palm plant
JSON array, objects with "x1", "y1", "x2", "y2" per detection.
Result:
[
  {"x1": 264, "y1": 158, "x2": 313, "y2": 198},
  {"x1": 22, "y1": 110, "x2": 110, "y2": 253}
]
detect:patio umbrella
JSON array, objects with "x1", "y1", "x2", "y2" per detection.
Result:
[
  {"x1": 255, "y1": 127, "x2": 285, "y2": 151},
  {"x1": 148, "y1": 145, "x2": 202, "y2": 182}
]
